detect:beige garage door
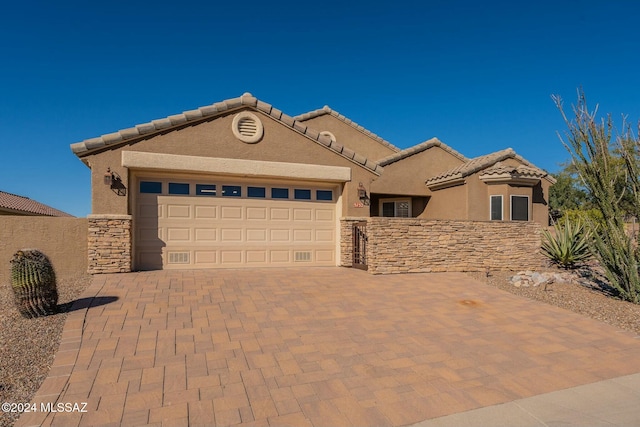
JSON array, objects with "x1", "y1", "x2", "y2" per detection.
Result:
[{"x1": 135, "y1": 178, "x2": 337, "y2": 270}]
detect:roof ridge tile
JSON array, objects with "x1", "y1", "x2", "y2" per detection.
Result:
[
  {"x1": 70, "y1": 93, "x2": 382, "y2": 176},
  {"x1": 293, "y1": 106, "x2": 400, "y2": 152}
]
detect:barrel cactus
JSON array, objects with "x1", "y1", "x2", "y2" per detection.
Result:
[{"x1": 10, "y1": 249, "x2": 59, "y2": 318}]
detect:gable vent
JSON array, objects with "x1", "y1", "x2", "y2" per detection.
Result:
[
  {"x1": 232, "y1": 111, "x2": 264, "y2": 143},
  {"x1": 168, "y1": 252, "x2": 190, "y2": 264},
  {"x1": 294, "y1": 251, "x2": 312, "y2": 262}
]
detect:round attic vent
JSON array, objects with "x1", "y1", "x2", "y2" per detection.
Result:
[
  {"x1": 232, "y1": 111, "x2": 263, "y2": 143},
  {"x1": 319, "y1": 131, "x2": 336, "y2": 143}
]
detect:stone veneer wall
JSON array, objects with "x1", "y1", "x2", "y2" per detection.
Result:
[
  {"x1": 340, "y1": 218, "x2": 546, "y2": 274},
  {"x1": 88, "y1": 214, "x2": 132, "y2": 274},
  {"x1": 340, "y1": 218, "x2": 365, "y2": 267}
]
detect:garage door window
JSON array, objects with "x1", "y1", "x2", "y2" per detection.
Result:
[
  {"x1": 196, "y1": 184, "x2": 216, "y2": 196},
  {"x1": 247, "y1": 186, "x2": 266, "y2": 198},
  {"x1": 272, "y1": 188, "x2": 289, "y2": 199},
  {"x1": 316, "y1": 190, "x2": 333, "y2": 201},
  {"x1": 294, "y1": 189, "x2": 311, "y2": 200},
  {"x1": 222, "y1": 185, "x2": 241, "y2": 197},
  {"x1": 168, "y1": 183, "x2": 190, "y2": 195},
  {"x1": 140, "y1": 181, "x2": 162, "y2": 194}
]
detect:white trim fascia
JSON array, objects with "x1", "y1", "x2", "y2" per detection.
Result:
[{"x1": 122, "y1": 151, "x2": 352, "y2": 182}]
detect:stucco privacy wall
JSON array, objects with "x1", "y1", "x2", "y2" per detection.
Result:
[
  {"x1": 340, "y1": 218, "x2": 545, "y2": 274},
  {"x1": 0, "y1": 217, "x2": 88, "y2": 283}
]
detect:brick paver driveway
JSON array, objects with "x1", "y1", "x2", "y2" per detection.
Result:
[{"x1": 19, "y1": 268, "x2": 640, "y2": 426}]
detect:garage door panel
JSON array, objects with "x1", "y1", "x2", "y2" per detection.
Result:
[
  {"x1": 167, "y1": 228, "x2": 190, "y2": 241},
  {"x1": 221, "y1": 206, "x2": 243, "y2": 219},
  {"x1": 246, "y1": 229, "x2": 267, "y2": 241},
  {"x1": 139, "y1": 203, "x2": 160, "y2": 219},
  {"x1": 293, "y1": 229, "x2": 313, "y2": 242},
  {"x1": 270, "y1": 208, "x2": 290, "y2": 220},
  {"x1": 315, "y1": 229, "x2": 335, "y2": 242},
  {"x1": 293, "y1": 209, "x2": 312, "y2": 221},
  {"x1": 270, "y1": 229, "x2": 291, "y2": 241},
  {"x1": 195, "y1": 206, "x2": 217, "y2": 219},
  {"x1": 195, "y1": 228, "x2": 217, "y2": 241},
  {"x1": 167, "y1": 204, "x2": 191, "y2": 218},
  {"x1": 247, "y1": 207, "x2": 267, "y2": 220},
  {"x1": 315, "y1": 250, "x2": 334, "y2": 262},
  {"x1": 221, "y1": 250, "x2": 243, "y2": 264},
  {"x1": 270, "y1": 250, "x2": 290, "y2": 263},
  {"x1": 138, "y1": 227, "x2": 161, "y2": 242},
  {"x1": 315, "y1": 209, "x2": 334, "y2": 221},
  {"x1": 246, "y1": 250, "x2": 267, "y2": 264},
  {"x1": 221, "y1": 228, "x2": 243, "y2": 241},
  {"x1": 195, "y1": 250, "x2": 217, "y2": 264}
]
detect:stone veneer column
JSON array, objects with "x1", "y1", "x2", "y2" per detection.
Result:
[
  {"x1": 339, "y1": 218, "x2": 368, "y2": 267},
  {"x1": 87, "y1": 214, "x2": 132, "y2": 274}
]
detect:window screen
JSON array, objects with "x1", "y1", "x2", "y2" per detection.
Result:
[
  {"x1": 382, "y1": 202, "x2": 395, "y2": 217},
  {"x1": 511, "y1": 196, "x2": 529, "y2": 221},
  {"x1": 490, "y1": 195, "x2": 503, "y2": 221}
]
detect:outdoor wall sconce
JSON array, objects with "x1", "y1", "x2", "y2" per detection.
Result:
[
  {"x1": 104, "y1": 167, "x2": 127, "y2": 196},
  {"x1": 357, "y1": 182, "x2": 370, "y2": 206},
  {"x1": 104, "y1": 168, "x2": 113, "y2": 186}
]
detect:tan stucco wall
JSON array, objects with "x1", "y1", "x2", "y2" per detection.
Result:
[
  {"x1": 299, "y1": 114, "x2": 397, "y2": 161},
  {"x1": 370, "y1": 146, "x2": 464, "y2": 197},
  {"x1": 84, "y1": 108, "x2": 378, "y2": 218},
  {"x1": 421, "y1": 184, "x2": 468, "y2": 219},
  {"x1": 0, "y1": 217, "x2": 88, "y2": 284}
]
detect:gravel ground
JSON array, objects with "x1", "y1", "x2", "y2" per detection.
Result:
[
  {"x1": 2, "y1": 268, "x2": 640, "y2": 427},
  {"x1": 0, "y1": 275, "x2": 92, "y2": 427},
  {"x1": 469, "y1": 267, "x2": 640, "y2": 335}
]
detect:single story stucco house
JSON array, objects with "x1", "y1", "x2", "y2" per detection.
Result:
[{"x1": 71, "y1": 93, "x2": 554, "y2": 273}]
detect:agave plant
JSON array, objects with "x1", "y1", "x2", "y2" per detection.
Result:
[
  {"x1": 10, "y1": 249, "x2": 59, "y2": 318},
  {"x1": 541, "y1": 217, "x2": 592, "y2": 269}
]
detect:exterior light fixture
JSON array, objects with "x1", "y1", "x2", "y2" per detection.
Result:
[
  {"x1": 357, "y1": 182, "x2": 370, "y2": 205},
  {"x1": 104, "y1": 168, "x2": 113, "y2": 186}
]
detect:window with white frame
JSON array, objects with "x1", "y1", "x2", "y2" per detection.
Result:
[
  {"x1": 490, "y1": 195, "x2": 503, "y2": 221},
  {"x1": 511, "y1": 195, "x2": 529, "y2": 221},
  {"x1": 380, "y1": 199, "x2": 411, "y2": 217}
]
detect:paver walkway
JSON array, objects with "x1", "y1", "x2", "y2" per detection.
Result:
[{"x1": 17, "y1": 268, "x2": 640, "y2": 427}]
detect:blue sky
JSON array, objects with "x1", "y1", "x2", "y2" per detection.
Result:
[{"x1": 2, "y1": 0, "x2": 639, "y2": 217}]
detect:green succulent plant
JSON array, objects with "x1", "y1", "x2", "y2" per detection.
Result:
[
  {"x1": 541, "y1": 217, "x2": 592, "y2": 269},
  {"x1": 10, "y1": 249, "x2": 59, "y2": 318}
]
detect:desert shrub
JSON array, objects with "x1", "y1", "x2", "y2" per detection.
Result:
[{"x1": 541, "y1": 217, "x2": 592, "y2": 269}]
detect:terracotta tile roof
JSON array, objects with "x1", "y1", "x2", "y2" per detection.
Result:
[
  {"x1": 377, "y1": 137, "x2": 468, "y2": 167},
  {"x1": 480, "y1": 162, "x2": 549, "y2": 180},
  {"x1": 426, "y1": 148, "x2": 555, "y2": 188},
  {"x1": 71, "y1": 93, "x2": 382, "y2": 175},
  {"x1": 0, "y1": 191, "x2": 73, "y2": 217},
  {"x1": 294, "y1": 106, "x2": 400, "y2": 153}
]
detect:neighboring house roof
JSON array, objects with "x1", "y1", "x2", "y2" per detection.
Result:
[
  {"x1": 70, "y1": 93, "x2": 383, "y2": 175},
  {"x1": 294, "y1": 106, "x2": 400, "y2": 153},
  {"x1": 426, "y1": 148, "x2": 556, "y2": 189},
  {"x1": 0, "y1": 191, "x2": 73, "y2": 217},
  {"x1": 377, "y1": 137, "x2": 468, "y2": 167}
]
